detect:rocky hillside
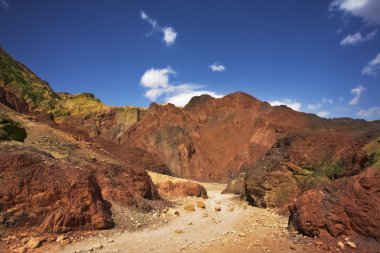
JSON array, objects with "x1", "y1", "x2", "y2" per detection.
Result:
[{"x1": 1, "y1": 47, "x2": 380, "y2": 246}]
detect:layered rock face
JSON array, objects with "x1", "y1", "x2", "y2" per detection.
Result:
[
  {"x1": 0, "y1": 145, "x2": 113, "y2": 233},
  {"x1": 119, "y1": 93, "x2": 306, "y2": 181},
  {"x1": 289, "y1": 168, "x2": 380, "y2": 240}
]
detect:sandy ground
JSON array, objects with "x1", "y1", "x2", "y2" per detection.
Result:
[{"x1": 57, "y1": 173, "x2": 315, "y2": 253}]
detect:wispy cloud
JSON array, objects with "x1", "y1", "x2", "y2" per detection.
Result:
[
  {"x1": 0, "y1": 0, "x2": 9, "y2": 10},
  {"x1": 307, "y1": 103, "x2": 322, "y2": 110},
  {"x1": 307, "y1": 98, "x2": 334, "y2": 111},
  {"x1": 140, "y1": 11, "x2": 177, "y2": 46},
  {"x1": 362, "y1": 52, "x2": 380, "y2": 76},
  {"x1": 357, "y1": 107, "x2": 380, "y2": 118},
  {"x1": 209, "y1": 62, "x2": 226, "y2": 72},
  {"x1": 322, "y1": 98, "x2": 334, "y2": 105},
  {"x1": 269, "y1": 99, "x2": 301, "y2": 111},
  {"x1": 349, "y1": 85, "x2": 366, "y2": 106},
  {"x1": 140, "y1": 67, "x2": 223, "y2": 107},
  {"x1": 317, "y1": 111, "x2": 330, "y2": 118},
  {"x1": 340, "y1": 30, "x2": 378, "y2": 45},
  {"x1": 330, "y1": 0, "x2": 380, "y2": 24}
]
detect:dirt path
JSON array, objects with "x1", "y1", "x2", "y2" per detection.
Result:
[{"x1": 58, "y1": 173, "x2": 315, "y2": 253}]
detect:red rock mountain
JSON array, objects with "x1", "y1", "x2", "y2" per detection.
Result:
[{"x1": 1, "y1": 47, "x2": 380, "y2": 242}]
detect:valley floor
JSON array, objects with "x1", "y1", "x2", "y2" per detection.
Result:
[{"x1": 54, "y1": 173, "x2": 315, "y2": 253}]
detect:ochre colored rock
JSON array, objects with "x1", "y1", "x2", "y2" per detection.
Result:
[
  {"x1": 197, "y1": 201, "x2": 206, "y2": 209},
  {"x1": 183, "y1": 204, "x2": 195, "y2": 211},
  {"x1": 156, "y1": 180, "x2": 208, "y2": 199},
  {"x1": 289, "y1": 168, "x2": 380, "y2": 240}
]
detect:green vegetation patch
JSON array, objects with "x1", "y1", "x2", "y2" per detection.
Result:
[
  {"x1": 364, "y1": 137, "x2": 380, "y2": 169},
  {"x1": 0, "y1": 115, "x2": 27, "y2": 142},
  {"x1": 0, "y1": 48, "x2": 58, "y2": 112},
  {"x1": 54, "y1": 92, "x2": 106, "y2": 119}
]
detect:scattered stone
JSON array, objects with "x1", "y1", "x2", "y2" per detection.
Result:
[
  {"x1": 56, "y1": 235, "x2": 66, "y2": 243},
  {"x1": 12, "y1": 247, "x2": 26, "y2": 253},
  {"x1": 188, "y1": 222, "x2": 193, "y2": 225},
  {"x1": 238, "y1": 233, "x2": 246, "y2": 237},
  {"x1": 184, "y1": 204, "x2": 195, "y2": 211},
  {"x1": 21, "y1": 237, "x2": 29, "y2": 244},
  {"x1": 337, "y1": 241, "x2": 345, "y2": 250},
  {"x1": 227, "y1": 207, "x2": 234, "y2": 212},
  {"x1": 215, "y1": 206, "x2": 221, "y2": 212},
  {"x1": 202, "y1": 213, "x2": 208, "y2": 218},
  {"x1": 197, "y1": 201, "x2": 206, "y2": 209},
  {"x1": 347, "y1": 241, "x2": 357, "y2": 249},
  {"x1": 26, "y1": 237, "x2": 43, "y2": 249},
  {"x1": 290, "y1": 245, "x2": 296, "y2": 250},
  {"x1": 175, "y1": 229, "x2": 184, "y2": 234}
]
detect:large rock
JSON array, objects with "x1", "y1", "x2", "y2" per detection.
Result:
[
  {"x1": 288, "y1": 168, "x2": 380, "y2": 239},
  {"x1": 0, "y1": 144, "x2": 113, "y2": 233},
  {"x1": 89, "y1": 163, "x2": 160, "y2": 210},
  {"x1": 156, "y1": 180, "x2": 208, "y2": 199}
]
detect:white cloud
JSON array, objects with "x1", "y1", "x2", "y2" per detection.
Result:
[
  {"x1": 362, "y1": 52, "x2": 380, "y2": 76},
  {"x1": 165, "y1": 91, "x2": 223, "y2": 107},
  {"x1": 340, "y1": 30, "x2": 377, "y2": 45},
  {"x1": 139, "y1": 67, "x2": 223, "y2": 106},
  {"x1": 140, "y1": 67, "x2": 174, "y2": 89},
  {"x1": 317, "y1": 111, "x2": 330, "y2": 117},
  {"x1": 210, "y1": 62, "x2": 226, "y2": 72},
  {"x1": 349, "y1": 85, "x2": 366, "y2": 106},
  {"x1": 357, "y1": 107, "x2": 380, "y2": 118},
  {"x1": 307, "y1": 98, "x2": 334, "y2": 111},
  {"x1": 162, "y1": 27, "x2": 177, "y2": 46},
  {"x1": 269, "y1": 99, "x2": 301, "y2": 111},
  {"x1": 330, "y1": 0, "x2": 380, "y2": 24},
  {"x1": 140, "y1": 11, "x2": 177, "y2": 46},
  {"x1": 0, "y1": 0, "x2": 9, "y2": 10},
  {"x1": 322, "y1": 98, "x2": 334, "y2": 105}
]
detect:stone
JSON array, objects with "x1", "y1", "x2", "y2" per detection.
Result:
[
  {"x1": 197, "y1": 201, "x2": 206, "y2": 209},
  {"x1": 347, "y1": 241, "x2": 357, "y2": 249},
  {"x1": 12, "y1": 247, "x2": 26, "y2": 253},
  {"x1": 156, "y1": 181, "x2": 208, "y2": 199},
  {"x1": 175, "y1": 229, "x2": 184, "y2": 234},
  {"x1": 56, "y1": 235, "x2": 66, "y2": 243},
  {"x1": 215, "y1": 206, "x2": 221, "y2": 211},
  {"x1": 184, "y1": 204, "x2": 195, "y2": 211},
  {"x1": 26, "y1": 237, "x2": 43, "y2": 249},
  {"x1": 337, "y1": 241, "x2": 345, "y2": 250}
]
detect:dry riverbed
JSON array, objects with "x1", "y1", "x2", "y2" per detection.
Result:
[{"x1": 54, "y1": 172, "x2": 317, "y2": 253}]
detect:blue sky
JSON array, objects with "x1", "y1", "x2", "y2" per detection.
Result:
[{"x1": 0, "y1": 0, "x2": 379, "y2": 120}]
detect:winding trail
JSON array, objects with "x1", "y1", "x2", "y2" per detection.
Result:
[{"x1": 59, "y1": 173, "x2": 315, "y2": 253}]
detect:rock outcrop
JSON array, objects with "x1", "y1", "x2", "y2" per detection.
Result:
[
  {"x1": 89, "y1": 163, "x2": 160, "y2": 210},
  {"x1": 0, "y1": 144, "x2": 113, "y2": 233},
  {"x1": 288, "y1": 168, "x2": 380, "y2": 240}
]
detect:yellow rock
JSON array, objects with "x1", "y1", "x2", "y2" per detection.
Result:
[
  {"x1": 184, "y1": 204, "x2": 195, "y2": 211},
  {"x1": 337, "y1": 241, "x2": 345, "y2": 250}
]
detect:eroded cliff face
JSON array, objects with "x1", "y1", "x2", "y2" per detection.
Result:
[{"x1": 118, "y1": 93, "x2": 305, "y2": 181}]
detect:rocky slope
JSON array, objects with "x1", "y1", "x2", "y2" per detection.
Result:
[{"x1": 1, "y1": 46, "x2": 380, "y2": 248}]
